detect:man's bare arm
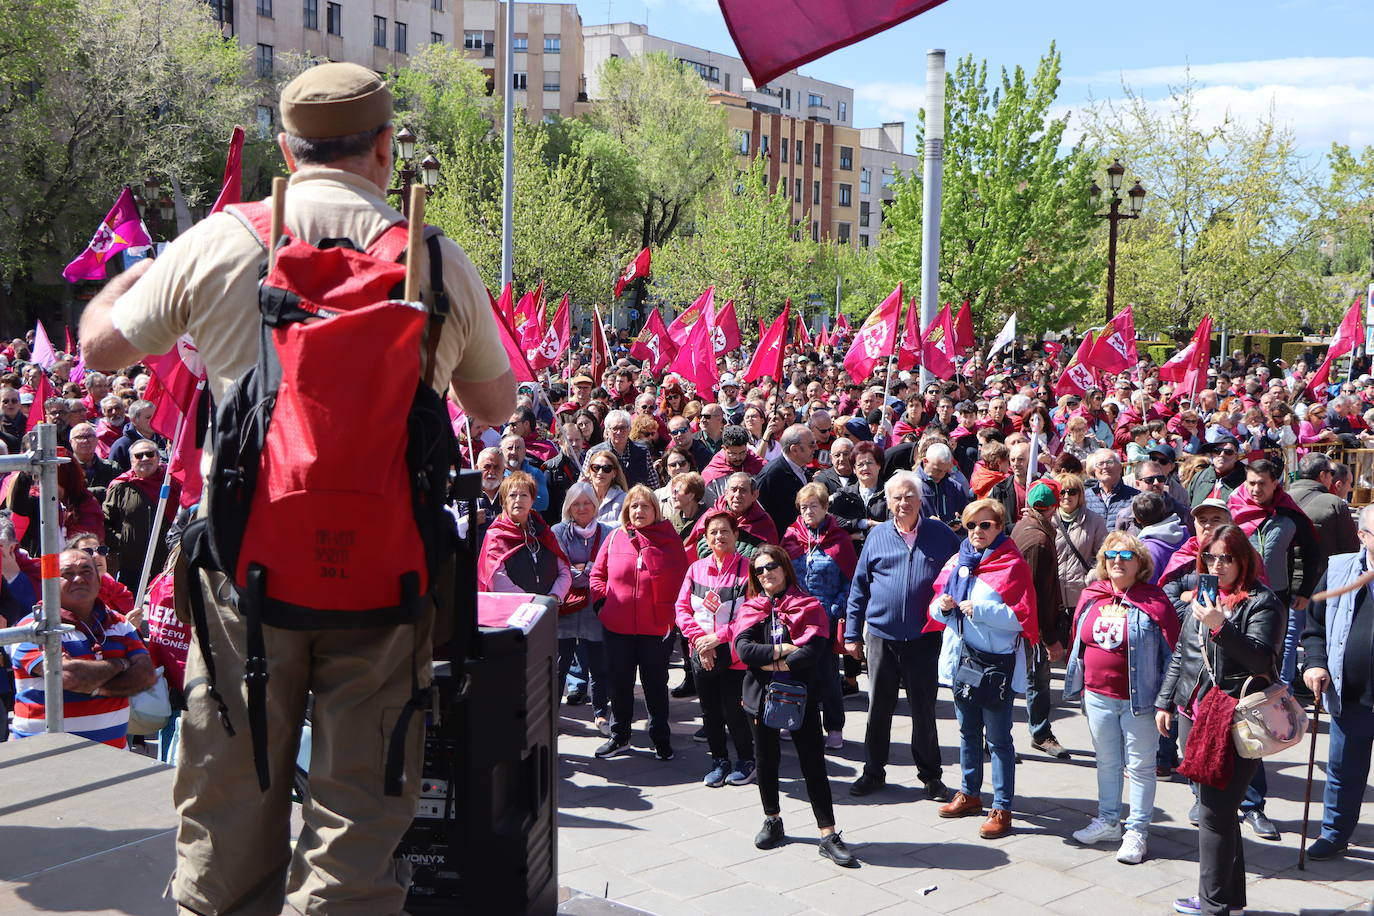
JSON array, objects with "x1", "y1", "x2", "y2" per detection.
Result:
[
  {"x1": 91, "y1": 654, "x2": 157, "y2": 697},
  {"x1": 41, "y1": 657, "x2": 125, "y2": 693},
  {"x1": 78, "y1": 260, "x2": 154, "y2": 371},
  {"x1": 450, "y1": 368, "x2": 517, "y2": 427}
]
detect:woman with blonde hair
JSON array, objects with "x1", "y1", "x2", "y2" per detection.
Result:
[{"x1": 581, "y1": 449, "x2": 629, "y2": 526}]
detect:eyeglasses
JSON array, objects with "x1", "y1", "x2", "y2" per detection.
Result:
[
  {"x1": 79, "y1": 545, "x2": 110, "y2": 557},
  {"x1": 1104, "y1": 549, "x2": 1136, "y2": 561},
  {"x1": 1061, "y1": 487, "x2": 1082, "y2": 496},
  {"x1": 968, "y1": 520, "x2": 998, "y2": 532},
  {"x1": 588, "y1": 464, "x2": 617, "y2": 474},
  {"x1": 669, "y1": 428, "x2": 690, "y2": 436},
  {"x1": 1204, "y1": 553, "x2": 1235, "y2": 566},
  {"x1": 753, "y1": 561, "x2": 782, "y2": 575},
  {"x1": 1215, "y1": 448, "x2": 1238, "y2": 456},
  {"x1": 1138, "y1": 474, "x2": 1167, "y2": 485}
]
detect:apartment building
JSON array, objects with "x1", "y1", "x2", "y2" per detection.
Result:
[
  {"x1": 858, "y1": 122, "x2": 920, "y2": 249},
  {"x1": 210, "y1": 0, "x2": 585, "y2": 130}
]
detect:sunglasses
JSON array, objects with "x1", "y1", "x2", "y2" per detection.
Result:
[
  {"x1": 753, "y1": 561, "x2": 783, "y2": 575},
  {"x1": 968, "y1": 520, "x2": 998, "y2": 532},
  {"x1": 79, "y1": 545, "x2": 110, "y2": 557},
  {"x1": 588, "y1": 464, "x2": 617, "y2": 474},
  {"x1": 1104, "y1": 549, "x2": 1136, "y2": 561},
  {"x1": 1061, "y1": 487, "x2": 1082, "y2": 496},
  {"x1": 669, "y1": 428, "x2": 691, "y2": 435},
  {"x1": 1214, "y1": 447, "x2": 1238, "y2": 456},
  {"x1": 1204, "y1": 553, "x2": 1236, "y2": 566},
  {"x1": 1138, "y1": 474, "x2": 1167, "y2": 485}
]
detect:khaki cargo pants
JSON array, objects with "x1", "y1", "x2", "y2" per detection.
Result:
[{"x1": 171, "y1": 563, "x2": 431, "y2": 915}]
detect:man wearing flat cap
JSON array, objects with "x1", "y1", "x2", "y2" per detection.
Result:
[{"x1": 79, "y1": 62, "x2": 516, "y2": 915}]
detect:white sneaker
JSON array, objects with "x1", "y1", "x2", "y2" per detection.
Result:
[
  {"x1": 1117, "y1": 829, "x2": 1148, "y2": 864},
  {"x1": 1072, "y1": 816, "x2": 1122, "y2": 845}
]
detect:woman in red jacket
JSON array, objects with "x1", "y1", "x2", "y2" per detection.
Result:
[{"x1": 590, "y1": 484, "x2": 690, "y2": 761}]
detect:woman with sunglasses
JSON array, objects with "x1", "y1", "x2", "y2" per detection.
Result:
[
  {"x1": 732, "y1": 544, "x2": 856, "y2": 867},
  {"x1": 1063, "y1": 532, "x2": 1179, "y2": 865},
  {"x1": 653, "y1": 446, "x2": 695, "y2": 510},
  {"x1": 581, "y1": 451, "x2": 629, "y2": 527},
  {"x1": 929, "y1": 499, "x2": 1037, "y2": 840},
  {"x1": 1053, "y1": 472, "x2": 1107, "y2": 618},
  {"x1": 1156, "y1": 524, "x2": 1285, "y2": 916}
]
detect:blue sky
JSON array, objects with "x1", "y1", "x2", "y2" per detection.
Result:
[{"x1": 577, "y1": 0, "x2": 1374, "y2": 154}]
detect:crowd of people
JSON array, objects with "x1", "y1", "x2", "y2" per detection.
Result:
[{"x1": 3, "y1": 322, "x2": 1374, "y2": 914}]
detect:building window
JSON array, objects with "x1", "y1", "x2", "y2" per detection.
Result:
[
  {"x1": 543, "y1": 109, "x2": 559, "y2": 122},
  {"x1": 431, "y1": 31, "x2": 443, "y2": 44},
  {"x1": 813, "y1": 143, "x2": 821, "y2": 167},
  {"x1": 812, "y1": 180, "x2": 820, "y2": 205},
  {"x1": 795, "y1": 142, "x2": 802, "y2": 165},
  {"x1": 255, "y1": 105, "x2": 273, "y2": 138},
  {"x1": 839, "y1": 184, "x2": 852, "y2": 206},
  {"x1": 860, "y1": 167, "x2": 871, "y2": 193},
  {"x1": 734, "y1": 129, "x2": 750, "y2": 155},
  {"x1": 326, "y1": 1, "x2": 341, "y2": 34},
  {"x1": 513, "y1": 71, "x2": 527, "y2": 90},
  {"x1": 839, "y1": 146, "x2": 853, "y2": 170},
  {"x1": 723, "y1": 73, "x2": 730, "y2": 92},
  {"x1": 679, "y1": 58, "x2": 720, "y2": 82},
  {"x1": 760, "y1": 135, "x2": 769, "y2": 157},
  {"x1": 543, "y1": 73, "x2": 560, "y2": 92},
  {"x1": 257, "y1": 0, "x2": 271, "y2": 17},
  {"x1": 784, "y1": 87, "x2": 791, "y2": 109},
  {"x1": 838, "y1": 100, "x2": 847, "y2": 122},
  {"x1": 793, "y1": 178, "x2": 801, "y2": 202},
  {"x1": 431, "y1": 0, "x2": 442, "y2": 8},
  {"x1": 303, "y1": 0, "x2": 317, "y2": 29},
  {"x1": 860, "y1": 234, "x2": 869, "y2": 248},
  {"x1": 464, "y1": 31, "x2": 483, "y2": 50},
  {"x1": 513, "y1": 35, "x2": 528, "y2": 52},
  {"x1": 881, "y1": 170, "x2": 896, "y2": 188},
  {"x1": 811, "y1": 221, "x2": 820, "y2": 242},
  {"x1": 838, "y1": 222, "x2": 851, "y2": 243},
  {"x1": 808, "y1": 93, "x2": 823, "y2": 108},
  {"x1": 255, "y1": 43, "x2": 273, "y2": 78},
  {"x1": 373, "y1": 15, "x2": 386, "y2": 47},
  {"x1": 208, "y1": 0, "x2": 227, "y2": 22},
  {"x1": 859, "y1": 200, "x2": 870, "y2": 227},
  {"x1": 543, "y1": 36, "x2": 560, "y2": 53},
  {"x1": 780, "y1": 138, "x2": 789, "y2": 162}
]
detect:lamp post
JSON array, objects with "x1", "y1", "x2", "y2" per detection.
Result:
[
  {"x1": 1090, "y1": 159, "x2": 1146, "y2": 324},
  {"x1": 388, "y1": 126, "x2": 442, "y2": 218},
  {"x1": 138, "y1": 175, "x2": 175, "y2": 242}
]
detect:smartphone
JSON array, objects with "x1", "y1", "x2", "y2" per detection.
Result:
[{"x1": 1197, "y1": 574, "x2": 1220, "y2": 605}]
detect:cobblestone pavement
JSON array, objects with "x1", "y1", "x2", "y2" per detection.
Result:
[{"x1": 556, "y1": 665, "x2": 1374, "y2": 916}]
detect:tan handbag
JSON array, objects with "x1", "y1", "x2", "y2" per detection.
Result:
[{"x1": 1198, "y1": 623, "x2": 1307, "y2": 759}]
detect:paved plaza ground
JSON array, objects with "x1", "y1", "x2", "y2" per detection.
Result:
[{"x1": 556, "y1": 664, "x2": 1374, "y2": 916}]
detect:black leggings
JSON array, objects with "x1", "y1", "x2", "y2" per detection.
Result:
[
  {"x1": 752, "y1": 702, "x2": 835, "y2": 829},
  {"x1": 693, "y1": 647, "x2": 753, "y2": 761}
]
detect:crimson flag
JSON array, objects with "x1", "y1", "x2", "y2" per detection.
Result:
[
  {"x1": 25, "y1": 372, "x2": 56, "y2": 432},
  {"x1": 668, "y1": 286, "x2": 714, "y2": 346},
  {"x1": 64, "y1": 327, "x2": 75, "y2": 357},
  {"x1": 1086, "y1": 306, "x2": 1138, "y2": 374},
  {"x1": 836, "y1": 311, "x2": 851, "y2": 336},
  {"x1": 843, "y1": 284, "x2": 902, "y2": 384},
  {"x1": 953, "y1": 300, "x2": 975, "y2": 354},
  {"x1": 589, "y1": 304, "x2": 610, "y2": 386},
  {"x1": 490, "y1": 291, "x2": 537, "y2": 383},
  {"x1": 1303, "y1": 298, "x2": 1362, "y2": 401},
  {"x1": 513, "y1": 282, "x2": 543, "y2": 336},
  {"x1": 144, "y1": 334, "x2": 206, "y2": 440},
  {"x1": 614, "y1": 247, "x2": 651, "y2": 298},
  {"x1": 795, "y1": 313, "x2": 812, "y2": 349},
  {"x1": 1160, "y1": 315, "x2": 1214, "y2": 398},
  {"x1": 529, "y1": 294, "x2": 571, "y2": 371},
  {"x1": 1054, "y1": 331, "x2": 1100, "y2": 399},
  {"x1": 209, "y1": 126, "x2": 246, "y2": 215},
  {"x1": 745, "y1": 301, "x2": 791, "y2": 383},
  {"x1": 816, "y1": 324, "x2": 830, "y2": 348},
  {"x1": 711, "y1": 298, "x2": 743, "y2": 354},
  {"x1": 669, "y1": 307, "x2": 719, "y2": 394},
  {"x1": 897, "y1": 295, "x2": 921, "y2": 370},
  {"x1": 921, "y1": 302, "x2": 957, "y2": 380},
  {"x1": 718, "y1": 0, "x2": 950, "y2": 85},
  {"x1": 630, "y1": 308, "x2": 678, "y2": 374},
  {"x1": 493, "y1": 283, "x2": 516, "y2": 325}
]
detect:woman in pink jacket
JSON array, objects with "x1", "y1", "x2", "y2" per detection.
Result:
[
  {"x1": 590, "y1": 485, "x2": 690, "y2": 761},
  {"x1": 674, "y1": 509, "x2": 754, "y2": 788}
]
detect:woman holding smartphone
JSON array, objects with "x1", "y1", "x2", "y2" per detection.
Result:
[{"x1": 1155, "y1": 525, "x2": 1285, "y2": 916}]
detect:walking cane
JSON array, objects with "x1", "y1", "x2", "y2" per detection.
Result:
[{"x1": 1297, "y1": 695, "x2": 1323, "y2": 870}]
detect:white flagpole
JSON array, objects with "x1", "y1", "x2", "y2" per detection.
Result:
[{"x1": 133, "y1": 382, "x2": 200, "y2": 617}]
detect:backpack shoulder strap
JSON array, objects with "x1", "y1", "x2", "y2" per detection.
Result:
[
  {"x1": 364, "y1": 220, "x2": 410, "y2": 262},
  {"x1": 224, "y1": 200, "x2": 278, "y2": 251}
]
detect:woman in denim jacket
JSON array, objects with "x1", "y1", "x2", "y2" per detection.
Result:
[{"x1": 1063, "y1": 531, "x2": 1180, "y2": 865}]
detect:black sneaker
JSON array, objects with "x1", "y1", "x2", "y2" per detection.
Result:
[
  {"x1": 653, "y1": 740, "x2": 674, "y2": 761},
  {"x1": 819, "y1": 831, "x2": 858, "y2": 868},
  {"x1": 754, "y1": 815, "x2": 785, "y2": 849},
  {"x1": 594, "y1": 737, "x2": 630, "y2": 759},
  {"x1": 692, "y1": 726, "x2": 708, "y2": 743},
  {"x1": 565, "y1": 690, "x2": 588, "y2": 706},
  {"x1": 923, "y1": 779, "x2": 951, "y2": 802},
  {"x1": 841, "y1": 677, "x2": 860, "y2": 696},
  {"x1": 671, "y1": 681, "x2": 697, "y2": 699},
  {"x1": 849, "y1": 771, "x2": 886, "y2": 796},
  {"x1": 1306, "y1": 836, "x2": 1348, "y2": 860}
]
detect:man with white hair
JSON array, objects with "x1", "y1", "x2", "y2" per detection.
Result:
[
  {"x1": 844, "y1": 470, "x2": 961, "y2": 800},
  {"x1": 815, "y1": 437, "x2": 856, "y2": 494},
  {"x1": 589, "y1": 408, "x2": 658, "y2": 488},
  {"x1": 917, "y1": 442, "x2": 969, "y2": 529},
  {"x1": 108, "y1": 399, "x2": 165, "y2": 469}
]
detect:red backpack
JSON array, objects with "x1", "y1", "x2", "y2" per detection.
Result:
[{"x1": 182, "y1": 197, "x2": 458, "y2": 793}]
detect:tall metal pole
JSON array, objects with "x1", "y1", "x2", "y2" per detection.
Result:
[
  {"x1": 918, "y1": 49, "x2": 946, "y2": 389},
  {"x1": 499, "y1": 0, "x2": 516, "y2": 292},
  {"x1": 1105, "y1": 194, "x2": 1121, "y2": 324},
  {"x1": 36, "y1": 424, "x2": 65, "y2": 732}
]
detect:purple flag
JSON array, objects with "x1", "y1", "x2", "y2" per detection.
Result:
[
  {"x1": 31, "y1": 321, "x2": 56, "y2": 369},
  {"x1": 63, "y1": 187, "x2": 152, "y2": 283}
]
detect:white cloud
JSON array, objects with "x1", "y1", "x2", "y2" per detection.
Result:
[
  {"x1": 1076, "y1": 56, "x2": 1374, "y2": 89},
  {"x1": 855, "y1": 81, "x2": 929, "y2": 124}
]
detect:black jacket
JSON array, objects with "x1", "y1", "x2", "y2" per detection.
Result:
[
  {"x1": 756, "y1": 455, "x2": 808, "y2": 535},
  {"x1": 1156, "y1": 582, "x2": 1286, "y2": 710},
  {"x1": 814, "y1": 467, "x2": 855, "y2": 495},
  {"x1": 829, "y1": 482, "x2": 888, "y2": 545},
  {"x1": 733, "y1": 595, "x2": 827, "y2": 716}
]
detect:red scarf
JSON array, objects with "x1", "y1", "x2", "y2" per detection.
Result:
[
  {"x1": 477, "y1": 513, "x2": 567, "y2": 591},
  {"x1": 1074, "y1": 579, "x2": 1180, "y2": 649},
  {"x1": 730, "y1": 586, "x2": 830, "y2": 648},
  {"x1": 1225, "y1": 483, "x2": 1307, "y2": 537},
  {"x1": 781, "y1": 515, "x2": 857, "y2": 580},
  {"x1": 970, "y1": 461, "x2": 1009, "y2": 498}
]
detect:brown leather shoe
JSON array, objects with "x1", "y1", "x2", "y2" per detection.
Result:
[
  {"x1": 937, "y1": 791, "x2": 984, "y2": 818},
  {"x1": 979, "y1": 808, "x2": 1012, "y2": 839}
]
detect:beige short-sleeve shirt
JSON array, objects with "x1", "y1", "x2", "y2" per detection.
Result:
[{"x1": 110, "y1": 167, "x2": 509, "y2": 404}]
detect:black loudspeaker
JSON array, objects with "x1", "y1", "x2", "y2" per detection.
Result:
[{"x1": 398, "y1": 592, "x2": 559, "y2": 915}]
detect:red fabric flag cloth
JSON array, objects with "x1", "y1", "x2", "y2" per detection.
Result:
[
  {"x1": 844, "y1": 284, "x2": 902, "y2": 384},
  {"x1": 926, "y1": 538, "x2": 1039, "y2": 644},
  {"x1": 816, "y1": 324, "x2": 830, "y2": 349},
  {"x1": 718, "y1": 0, "x2": 950, "y2": 85},
  {"x1": 167, "y1": 381, "x2": 205, "y2": 507},
  {"x1": 920, "y1": 302, "x2": 957, "y2": 380},
  {"x1": 514, "y1": 282, "x2": 543, "y2": 337},
  {"x1": 493, "y1": 283, "x2": 516, "y2": 325},
  {"x1": 897, "y1": 295, "x2": 921, "y2": 370},
  {"x1": 614, "y1": 247, "x2": 651, "y2": 298},
  {"x1": 31, "y1": 321, "x2": 57, "y2": 369},
  {"x1": 1043, "y1": 340, "x2": 1064, "y2": 364},
  {"x1": 144, "y1": 334, "x2": 207, "y2": 440},
  {"x1": 1054, "y1": 331, "x2": 1100, "y2": 400},
  {"x1": 209, "y1": 126, "x2": 246, "y2": 215},
  {"x1": 64, "y1": 327, "x2": 75, "y2": 357},
  {"x1": 668, "y1": 286, "x2": 713, "y2": 346},
  {"x1": 630, "y1": 308, "x2": 678, "y2": 374},
  {"x1": 744, "y1": 302, "x2": 791, "y2": 383},
  {"x1": 25, "y1": 372, "x2": 56, "y2": 432},
  {"x1": 795, "y1": 313, "x2": 812, "y2": 349},
  {"x1": 1086, "y1": 306, "x2": 1138, "y2": 374},
  {"x1": 953, "y1": 299, "x2": 975, "y2": 354},
  {"x1": 1160, "y1": 315, "x2": 1213, "y2": 398},
  {"x1": 711, "y1": 298, "x2": 743, "y2": 354},
  {"x1": 589, "y1": 304, "x2": 610, "y2": 385},
  {"x1": 490, "y1": 293, "x2": 537, "y2": 383},
  {"x1": 62, "y1": 186, "x2": 152, "y2": 283},
  {"x1": 1304, "y1": 298, "x2": 1363, "y2": 402},
  {"x1": 529, "y1": 293, "x2": 570, "y2": 371},
  {"x1": 669, "y1": 307, "x2": 720, "y2": 394}
]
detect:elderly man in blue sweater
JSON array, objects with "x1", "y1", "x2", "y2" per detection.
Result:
[{"x1": 845, "y1": 470, "x2": 962, "y2": 800}]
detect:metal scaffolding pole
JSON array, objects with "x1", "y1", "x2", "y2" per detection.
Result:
[
  {"x1": 918, "y1": 49, "x2": 946, "y2": 389},
  {"x1": 499, "y1": 0, "x2": 516, "y2": 292}
]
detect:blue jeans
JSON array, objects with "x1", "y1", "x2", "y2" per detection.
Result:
[
  {"x1": 1084, "y1": 691, "x2": 1159, "y2": 833},
  {"x1": 558, "y1": 638, "x2": 608, "y2": 719},
  {"x1": 566, "y1": 648, "x2": 588, "y2": 692},
  {"x1": 1322, "y1": 702, "x2": 1374, "y2": 845},
  {"x1": 953, "y1": 691, "x2": 1016, "y2": 810},
  {"x1": 1280, "y1": 606, "x2": 1306, "y2": 685}
]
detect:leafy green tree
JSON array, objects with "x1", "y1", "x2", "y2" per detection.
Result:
[
  {"x1": 1080, "y1": 75, "x2": 1328, "y2": 335},
  {"x1": 389, "y1": 44, "x2": 497, "y2": 156},
  {"x1": 880, "y1": 44, "x2": 1100, "y2": 338},
  {"x1": 1307, "y1": 144, "x2": 1374, "y2": 308}
]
